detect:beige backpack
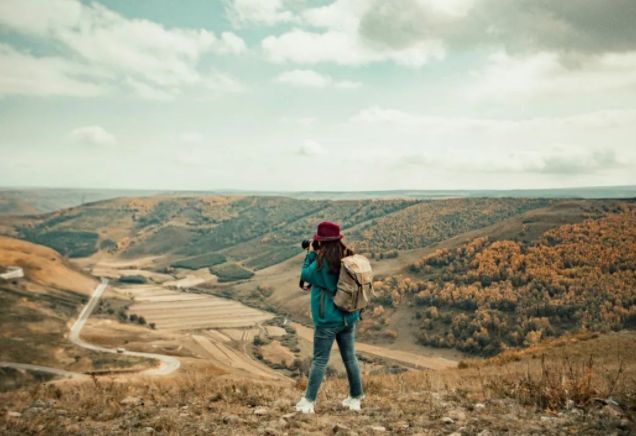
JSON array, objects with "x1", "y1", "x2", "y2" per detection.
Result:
[{"x1": 320, "y1": 254, "x2": 374, "y2": 322}]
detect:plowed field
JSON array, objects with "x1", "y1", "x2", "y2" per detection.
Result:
[{"x1": 128, "y1": 288, "x2": 273, "y2": 330}]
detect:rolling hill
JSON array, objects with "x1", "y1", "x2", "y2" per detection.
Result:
[
  {"x1": 1, "y1": 185, "x2": 634, "y2": 216},
  {"x1": 364, "y1": 200, "x2": 636, "y2": 356},
  {"x1": 0, "y1": 196, "x2": 550, "y2": 281},
  {"x1": 0, "y1": 236, "x2": 152, "y2": 389},
  {"x1": 209, "y1": 199, "x2": 631, "y2": 350}
]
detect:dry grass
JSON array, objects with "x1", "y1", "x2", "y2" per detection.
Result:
[
  {"x1": 0, "y1": 235, "x2": 97, "y2": 295},
  {"x1": 2, "y1": 333, "x2": 635, "y2": 436},
  {"x1": 453, "y1": 331, "x2": 636, "y2": 411}
]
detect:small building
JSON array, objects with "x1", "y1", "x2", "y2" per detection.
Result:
[{"x1": 0, "y1": 266, "x2": 24, "y2": 280}]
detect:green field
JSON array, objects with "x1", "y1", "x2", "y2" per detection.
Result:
[
  {"x1": 172, "y1": 253, "x2": 227, "y2": 270},
  {"x1": 210, "y1": 262, "x2": 254, "y2": 282},
  {"x1": 244, "y1": 246, "x2": 303, "y2": 270}
]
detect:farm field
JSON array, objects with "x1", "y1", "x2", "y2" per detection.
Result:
[
  {"x1": 220, "y1": 329, "x2": 259, "y2": 342},
  {"x1": 191, "y1": 335, "x2": 280, "y2": 380},
  {"x1": 265, "y1": 326, "x2": 287, "y2": 337},
  {"x1": 127, "y1": 288, "x2": 274, "y2": 330},
  {"x1": 204, "y1": 330, "x2": 231, "y2": 343}
]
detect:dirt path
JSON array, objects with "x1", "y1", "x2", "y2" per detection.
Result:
[
  {"x1": 70, "y1": 278, "x2": 181, "y2": 375},
  {"x1": 291, "y1": 323, "x2": 457, "y2": 371}
]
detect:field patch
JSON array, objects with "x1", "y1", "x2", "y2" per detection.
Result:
[
  {"x1": 171, "y1": 253, "x2": 226, "y2": 270},
  {"x1": 209, "y1": 262, "x2": 254, "y2": 282},
  {"x1": 244, "y1": 246, "x2": 303, "y2": 270},
  {"x1": 265, "y1": 326, "x2": 287, "y2": 337},
  {"x1": 220, "y1": 329, "x2": 259, "y2": 342},
  {"x1": 128, "y1": 288, "x2": 273, "y2": 330},
  {"x1": 204, "y1": 330, "x2": 231, "y2": 343},
  {"x1": 260, "y1": 340, "x2": 295, "y2": 366},
  {"x1": 191, "y1": 335, "x2": 278, "y2": 379}
]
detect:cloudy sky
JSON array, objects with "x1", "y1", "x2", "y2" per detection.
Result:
[{"x1": 0, "y1": 0, "x2": 635, "y2": 191}]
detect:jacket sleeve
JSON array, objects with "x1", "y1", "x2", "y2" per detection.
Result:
[{"x1": 300, "y1": 251, "x2": 322, "y2": 287}]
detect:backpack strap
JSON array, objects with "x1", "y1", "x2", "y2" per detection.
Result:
[
  {"x1": 319, "y1": 289, "x2": 325, "y2": 318},
  {"x1": 320, "y1": 288, "x2": 347, "y2": 326}
]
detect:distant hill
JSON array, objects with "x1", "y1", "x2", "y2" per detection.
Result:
[
  {"x1": 1, "y1": 185, "x2": 635, "y2": 216},
  {"x1": 0, "y1": 196, "x2": 550, "y2": 280},
  {"x1": 0, "y1": 188, "x2": 163, "y2": 215}
]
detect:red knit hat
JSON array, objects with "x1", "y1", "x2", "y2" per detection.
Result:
[{"x1": 313, "y1": 221, "x2": 343, "y2": 242}]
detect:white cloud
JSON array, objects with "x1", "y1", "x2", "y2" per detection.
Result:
[
  {"x1": 69, "y1": 126, "x2": 116, "y2": 145},
  {"x1": 351, "y1": 106, "x2": 636, "y2": 177},
  {"x1": 298, "y1": 140, "x2": 327, "y2": 155},
  {"x1": 218, "y1": 32, "x2": 248, "y2": 54},
  {"x1": 0, "y1": 43, "x2": 107, "y2": 98},
  {"x1": 263, "y1": 28, "x2": 445, "y2": 67},
  {"x1": 175, "y1": 150, "x2": 212, "y2": 167},
  {"x1": 261, "y1": 0, "x2": 447, "y2": 68},
  {"x1": 351, "y1": 106, "x2": 636, "y2": 133},
  {"x1": 204, "y1": 71, "x2": 245, "y2": 93},
  {"x1": 124, "y1": 78, "x2": 175, "y2": 101},
  {"x1": 0, "y1": 0, "x2": 246, "y2": 98},
  {"x1": 446, "y1": 148, "x2": 622, "y2": 175},
  {"x1": 275, "y1": 69, "x2": 361, "y2": 88},
  {"x1": 223, "y1": 0, "x2": 296, "y2": 27},
  {"x1": 280, "y1": 116, "x2": 318, "y2": 126},
  {"x1": 469, "y1": 51, "x2": 636, "y2": 101},
  {"x1": 180, "y1": 133, "x2": 203, "y2": 145}
]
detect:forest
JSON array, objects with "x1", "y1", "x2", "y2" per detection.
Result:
[
  {"x1": 368, "y1": 202, "x2": 636, "y2": 355},
  {"x1": 8, "y1": 197, "x2": 551, "y2": 274},
  {"x1": 350, "y1": 198, "x2": 550, "y2": 255}
]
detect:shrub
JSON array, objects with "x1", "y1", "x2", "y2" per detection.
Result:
[
  {"x1": 22, "y1": 230, "x2": 99, "y2": 258},
  {"x1": 172, "y1": 253, "x2": 227, "y2": 270},
  {"x1": 210, "y1": 263, "x2": 254, "y2": 282},
  {"x1": 117, "y1": 275, "x2": 147, "y2": 284}
]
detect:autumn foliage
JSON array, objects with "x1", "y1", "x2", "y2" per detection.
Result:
[
  {"x1": 373, "y1": 203, "x2": 636, "y2": 355},
  {"x1": 351, "y1": 198, "x2": 549, "y2": 254}
]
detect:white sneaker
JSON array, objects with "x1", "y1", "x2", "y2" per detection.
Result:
[
  {"x1": 295, "y1": 397, "x2": 315, "y2": 414},
  {"x1": 341, "y1": 395, "x2": 364, "y2": 411}
]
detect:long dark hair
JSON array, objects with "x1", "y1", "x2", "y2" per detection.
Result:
[{"x1": 316, "y1": 240, "x2": 354, "y2": 274}]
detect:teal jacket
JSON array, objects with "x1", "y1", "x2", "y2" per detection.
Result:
[{"x1": 301, "y1": 251, "x2": 359, "y2": 328}]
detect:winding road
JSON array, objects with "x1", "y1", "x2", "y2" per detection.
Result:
[
  {"x1": 2, "y1": 278, "x2": 180, "y2": 380},
  {"x1": 70, "y1": 277, "x2": 181, "y2": 375}
]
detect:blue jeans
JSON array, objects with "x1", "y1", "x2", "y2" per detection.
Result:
[{"x1": 304, "y1": 324, "x2": 363, "y2": 402}]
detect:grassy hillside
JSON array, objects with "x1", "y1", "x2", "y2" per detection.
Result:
[
  {"x1": 0, "y1": 197, "x2": 40, "y2": 216},
  {"x1": 366, "y1": 201, "x2": 636, "y2": 356},
  {"x1": 1, "y1": 330, "x2": 634, "y2": 435},
  {"x1": 349, "y1": 198, "x2": 550, "y2": 255},
  {"x1": 0, "y1": 236, "x2": 150, "y2": 389},
  {"x1": 1, "y1": 196, "x2": 552, "y2": 275}
]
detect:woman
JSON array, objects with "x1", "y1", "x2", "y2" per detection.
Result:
[{"x1": 295, "y1": 221, "x2": 364, "y2": 414}]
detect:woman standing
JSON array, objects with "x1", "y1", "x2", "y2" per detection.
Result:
[{"x1": 295, "y1": 221, "x2": 364, "y2": 414}]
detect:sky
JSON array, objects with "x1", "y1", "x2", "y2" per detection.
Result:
[{"x1": 0, "y1": 0, "x2": 635, "y2": 192}]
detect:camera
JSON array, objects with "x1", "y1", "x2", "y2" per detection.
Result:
[
  {"x1": 301, "y1": 239, "x2": 320, "y2": 251},
  {"x1": 299, "y1": 239, "x2": 319, "y2": 290}
]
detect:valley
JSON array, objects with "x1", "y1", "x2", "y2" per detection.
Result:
[{"x1": 1, "y1": 194, "x2": 636, "y2": 435}]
